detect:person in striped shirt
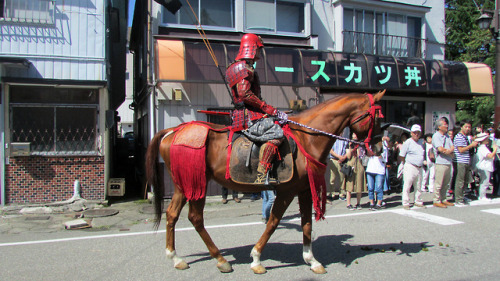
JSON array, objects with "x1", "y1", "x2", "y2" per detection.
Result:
[{"x1": 453, "y1": 120, "x2": 478, "y2": 205}]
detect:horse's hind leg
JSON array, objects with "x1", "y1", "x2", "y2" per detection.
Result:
[
  {"x1": 188, "y1": 197, "x2": 233, "y2": 273},
  {"x1": 165, "y1": 189, "x2": 189, "y2": 270},
  {"x1": 250, "y1": 190, "x2": 296, "y2": 274},
  {"x1": 298, "y1": 189, "x2": 326, "y2": 274}
]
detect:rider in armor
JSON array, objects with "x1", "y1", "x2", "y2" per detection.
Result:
[{"x1": 226, "y1": 33, "x2": 288, "y2": 184}]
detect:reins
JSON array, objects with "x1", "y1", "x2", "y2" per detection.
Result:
[
  {"x1": 279, "y1": 94, "x2": 383, "y2": 150},
  {"x1": 285, "y1": 119, "x2": 365, "y2": 146}
]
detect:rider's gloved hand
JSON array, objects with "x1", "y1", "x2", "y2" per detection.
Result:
[{"x1": 276, "y1": 110, "x2": 288, "y2": 124}]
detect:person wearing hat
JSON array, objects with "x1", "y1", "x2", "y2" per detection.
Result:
[
  {"x1": 398, "y1": 124, "x2": 426, "y2": 210},
  {"x1": 432, "y1": 117, "x2": 455, "y2": 208},
  {"x1": 452, "y1": 120, "x2": 478, "y2": 205},
  {"x1": 474, "y1": 132, "x2": 497, "y2": 201}
]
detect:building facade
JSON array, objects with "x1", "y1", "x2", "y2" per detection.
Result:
[
  {"x1": 0, "y1": 0, "x2": 128, "y2": 205},
  {"x1": 130, "y1": 0, "x2": 493, "y2": 197}
]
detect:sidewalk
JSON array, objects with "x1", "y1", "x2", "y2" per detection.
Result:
[
  {"x1": 0, "y1": 190, "x2": 488, "y2": 235},
  {"x1": 0, "y1": 194, "x2": 274, "y2": 235}
]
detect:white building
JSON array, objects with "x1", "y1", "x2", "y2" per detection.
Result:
[{"x1": 0, "y1": 0, "x2": 128, "y2": 205}]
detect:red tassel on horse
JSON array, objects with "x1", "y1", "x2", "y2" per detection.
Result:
[
  {"x1": 169, "y1": 123, "x2": 210, "y2": 201},
  {"x1": 170, "y1": 144, "x2": 207, "y2": 201}
]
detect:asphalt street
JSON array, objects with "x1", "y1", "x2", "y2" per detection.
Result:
[{"x1": 1, "y1": 193, "x2": 500, "y2": 281}]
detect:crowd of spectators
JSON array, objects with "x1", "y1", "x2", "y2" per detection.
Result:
[
  {"x1": 325, "y1": 117, "x2": 500, "y2": 210},
  {"x1": 221, "y1": 117, "x2": 500, "y2": 217}
]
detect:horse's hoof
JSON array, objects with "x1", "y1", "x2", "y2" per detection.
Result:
[
  {"x1": 311, "y1": 265, "x2": 327, "y2": 274},
  {"x1": 174, "y1": 261, "x2": 190, "y2": 270},
  {"x1": 217, "y1": 261, "x2": 233, "y2": 273},
  {"x1": 251, "y1": 264, "x2": 267, "y2": 274}
]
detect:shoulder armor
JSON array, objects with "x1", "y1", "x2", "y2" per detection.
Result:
[{"x1": 226, "y1": 61, "x2": 253, "y2": 88}]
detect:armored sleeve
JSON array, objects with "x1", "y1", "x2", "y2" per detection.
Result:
[{"x1": 236, "y1": 78, "x2": 277, "y2": 116}]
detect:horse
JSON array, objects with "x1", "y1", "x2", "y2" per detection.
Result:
[{"x1": 145, "y1": 90, "x2": 385, "y2": 274}]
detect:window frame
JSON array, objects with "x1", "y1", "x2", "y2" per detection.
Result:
[
  {"x1": 159, "y1": 0, "x2": 308, "y2": 37},
  {"x1": 343, "y1": 7, "x2": 424, "y2": 57},
  {"x1": 244, "y1": 0, "x2": 306, "y2": 36},
  {"x1": 161, "y1": 0, "x2": 236, "y2": 31},
  {"x1": 8, "y1": 86, "x2": 101, "y2": 156},
  {"x1": 0, "y1": 0, "x2": 56, "y2": 25}
]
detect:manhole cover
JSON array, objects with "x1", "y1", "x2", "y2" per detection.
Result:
[{"x1": 83, "y1": 209, "x2": 119, "y2": 218}]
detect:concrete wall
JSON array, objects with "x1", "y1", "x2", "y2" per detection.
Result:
[{"x1": 156, "y1": 82, "x2": 318, "y2": 130}]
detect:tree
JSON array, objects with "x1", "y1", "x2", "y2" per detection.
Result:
[{"x1": 446, "y1": 0, "x2": 495, "y2": 127}]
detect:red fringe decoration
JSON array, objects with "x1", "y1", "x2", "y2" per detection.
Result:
[
  {"x1": 170, "y1": 144, "x2": 207, "y2": 201},
  {"x1": 283, "y1": 125, "x2": 327, "y2": 221},
  {"x1": 306, "y1": 159, "x2": 327, "y2": 221}
]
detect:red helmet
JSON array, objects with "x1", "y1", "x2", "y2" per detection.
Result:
[{"x1": 235, "y1": 33, "x2": 263, "y2": 61}]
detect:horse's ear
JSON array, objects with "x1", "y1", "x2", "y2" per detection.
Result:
[{"x1": 372, "y1": 89, "x2": 386, "y2": 102}]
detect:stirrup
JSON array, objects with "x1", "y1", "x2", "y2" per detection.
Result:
[
  {"x1": 254, "y1": 173, "x2": 267, "y2": 185},
  {"x1": 253, "y1": 171, "x2": 278, "y2": 185}
]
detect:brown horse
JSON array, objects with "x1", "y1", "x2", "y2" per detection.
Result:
[{"x1": 145, "y1": 90, "x2": 385, "y2": 274}]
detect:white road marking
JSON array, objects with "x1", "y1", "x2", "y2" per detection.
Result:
[
  {"x1": 389, "y1": 209, "x2": 463, "y2": 225},
  {"x1": 481, "y1": 208, "x2": 500, "y2": 215},
  {"x1": 469, "y1": 198, "x2": 500, "y2": 206},
  {"x1": 5, "y1": 200, "x2": 499, "y2": 247}
]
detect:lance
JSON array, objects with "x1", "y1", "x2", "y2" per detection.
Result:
[{"x1": 197, "y1": 110, "x2": 230, "y2": 116}]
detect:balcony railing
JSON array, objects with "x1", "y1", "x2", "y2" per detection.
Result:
[
  {"x1": 0, "y1": 0, "x2": 55, "y2": 24},
  {"x1": 342, "y1": 30, "x2": 426, "y2": 58}
]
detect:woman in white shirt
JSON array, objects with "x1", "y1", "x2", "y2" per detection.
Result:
[
  {"x1": 475, "y1": 133, "x2": 497, "y2": 201},
  {"x1": 365, "y1": 142, "x2": 387, "y2": 210}
]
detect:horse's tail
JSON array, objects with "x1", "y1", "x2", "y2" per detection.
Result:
[{"x1": 145, "y1": 128, "x2": 172, "y2": 230}]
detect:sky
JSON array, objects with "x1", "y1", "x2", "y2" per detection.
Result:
[{"x1": 128, "y1": 0, "x2": 135, "y2": 27}]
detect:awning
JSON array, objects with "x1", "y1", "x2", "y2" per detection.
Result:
[
  {"x1": 0, "y1": 57, "x2": 31, "y2": 68},
  {"x1": 155, "y1": 39, "x2": 493, "y2": 96}
]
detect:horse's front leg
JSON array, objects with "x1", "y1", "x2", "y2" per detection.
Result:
[
  {"x1": 250, "y1": 190, "x2": 296, "y2": 274},
  {"x1": 188, "y1": 197, "x2": 233, "y2": 273},
  {"x1": 165, "y1": 190, "x2": 189, "y2": 270},
  {"x1": 298, "y1": 190, "x2": 326, "y2": 274}
]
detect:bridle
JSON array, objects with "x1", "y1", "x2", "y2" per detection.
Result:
[
  {"x1": 283, "y1": 93, "x2": 383, "y2": 154},
  {"x1": 349, "y1": 93, "x2": 384, "y2": 154}
]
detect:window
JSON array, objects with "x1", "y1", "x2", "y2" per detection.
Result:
[
  {"x1": 384, "y1": 100, "x2": 425, "y2": 130},
  {"x1": 0, "y1": 0, "x2": 55, "y2": 24},
  {"x1": 163, "y1": 0, "x2": 234, "y2": 28},
  {"x1": 245, "y1": 0, "x2": 305, "y2": 34},
  {"x1": 9, "y1": 86, "x2": 99, "y2": 156},
  {"x1": 343, "y1": 8, "x2": 423, "y2": 57}
]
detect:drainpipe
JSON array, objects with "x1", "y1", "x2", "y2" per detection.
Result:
[
  {"x1": 149, "y1": 0, "x2": 157, "y2": 135},
  {"x1": 1, "y1": 82, "x2": 4, "y2": 206}
]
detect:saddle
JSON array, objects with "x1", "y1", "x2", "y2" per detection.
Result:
[{"x1": 229, "y1": 134, "x2": 295, "y2": 185}]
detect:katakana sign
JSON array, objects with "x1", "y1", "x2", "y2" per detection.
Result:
[{"x1": 177, "y1": 42, "x2": 475, "y2": 93}]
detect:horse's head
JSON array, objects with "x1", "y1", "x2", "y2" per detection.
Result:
[{"x1": 349, "y1": 90, "x2": 385, "y2": 154}]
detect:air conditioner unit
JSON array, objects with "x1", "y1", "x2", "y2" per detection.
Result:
[
  {"x1": 108, "y1": 178, "x2": 125, "y2": 196},
  {"x1": 10, "y1": 142, "x2": 30, "y2": 156},
  {"x1": 289, "y1": 100, "x2": 299, "y2": 110}
]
